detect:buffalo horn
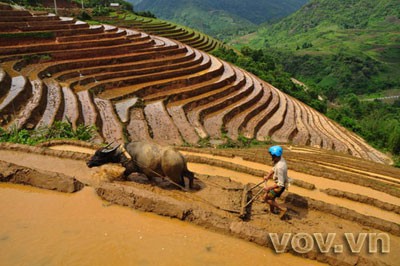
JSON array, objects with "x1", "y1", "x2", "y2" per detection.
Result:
[
  {"x1": 102, "y1": 142, "x2": 114, "y2": 149},
  {"x1": 101, "y1": 143, "x2": 119, "y2": 153}
]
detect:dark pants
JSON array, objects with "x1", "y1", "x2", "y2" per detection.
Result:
[{"x1": 266, "y1": 186, "x2": 285, "y2": 200}]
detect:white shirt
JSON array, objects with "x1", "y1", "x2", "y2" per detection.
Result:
[{"x1": 273, "y1": 157, "x2": 288, "y2": 188}]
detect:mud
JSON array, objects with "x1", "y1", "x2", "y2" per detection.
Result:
[
  {"x1": 95, "y1": 177, "x2": 399, "y2": 265},
  {"x1": 281, "y1": 192, "x2": 400, "y2": 236},
  {"x1": 0, "y1": 160, "x2": 83, "y2": 193},
  {"x1": 103, "y1": 166, "x2": 400, "y2": 235},
  {"x1": 0, "y1": 142, "x2": 399, "y2": 266},
  {"x1": 188, "y1": 162, "x2": 400, "y2": 224},
  {"x1": 180, "y1": 149, "x2": 400, "y2": 202},
  {"x1": 321, "y1": 188, "x2": 400, "y2": 214},
  {"x1": 185, "y1": 153, "x2": 316, "y2": 190}
]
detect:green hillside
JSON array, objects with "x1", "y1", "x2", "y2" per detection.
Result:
[
  {"x1": 232, "y1": 0, "x2": 400, "y2": 95},
  {"x1": 130, "y1": 0, "x2": 308, "y2": 40},
  {"x1": 229, "y1": 0, "x2": 400, "y2": 163},
  {"x1": 240, "y1": 0, "x2": 399, "y2": 58}
]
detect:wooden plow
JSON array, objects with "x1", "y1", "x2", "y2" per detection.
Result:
[
  {"x1": 239, "y1": 181, "x2": 265, "y2": 220},
  {"x1": 194, "y1": 175, "x2": 265, "y2": 220}
]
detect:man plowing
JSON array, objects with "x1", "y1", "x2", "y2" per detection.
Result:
[{"x1": 262, "y1": 145, "x2": 288, "y2": 219}]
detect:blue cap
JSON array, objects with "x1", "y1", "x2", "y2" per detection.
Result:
[{"x1": 269, "y1": 145, "x2": 283, "y2": 157}]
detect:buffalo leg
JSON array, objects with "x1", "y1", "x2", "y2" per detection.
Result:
[
  {"x1": 184, "y1": 169, "x2": 194, "y2": 189},
  {"x1": 180, "y1": 175, "x2": 185, "y2": 187}
]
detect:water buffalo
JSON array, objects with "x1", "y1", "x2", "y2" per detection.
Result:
[{"x1": 87, "y1": 141, "x2": 194, "y2": 189}]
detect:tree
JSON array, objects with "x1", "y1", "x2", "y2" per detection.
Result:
[{"x1": 388, "y1": 125, "x2": 400, "y2": 154}]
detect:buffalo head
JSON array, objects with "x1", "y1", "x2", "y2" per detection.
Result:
[{"x1": 87, "y1": 144, "x2": 120, "y2": 168}]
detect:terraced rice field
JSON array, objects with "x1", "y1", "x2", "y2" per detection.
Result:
[
  {"x1": 0, "y1": 4, "x2": 398, "y2": 265},
  {"x1": 94, "y1": 13, "x2": 223, "y2": 53},
  {"x1": 0, "y1": 4, "x2": 391, "y2": 165},
  {"x1": 0, "y1": 141, "x2": 399, "y2": 265}
]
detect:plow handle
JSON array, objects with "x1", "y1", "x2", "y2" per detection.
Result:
[{"x1": 249, "y1": 179, "x2": 265, "y2": 191}]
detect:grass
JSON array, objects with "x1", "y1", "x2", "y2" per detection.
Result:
[
  {"x1": 84, "y1": 20, "x2": 103, "y2": 25},
  {"x1": 193, "y1": 132, "x2": 273, "y2": 149},
  {"x1": 0, "y1": 121, "x2": 97, "y2": 145},
  {"x1": 22, "y1": 53, "x2": 52, "y2": 62}
]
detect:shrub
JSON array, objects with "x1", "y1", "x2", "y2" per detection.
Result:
[
  {"x1": 394, "y1": 156, "x2": 400, "y2": 168},
  {"x1": 77, "y1": 11, "x2": 92, "y2": 21},
  {"x1": 0, "y1": 121, "x2": 96, "y2": 145},
  {"x1": 92, "y1": 6, "x2": 111, "y2": 17},
  {"x1": 135, "y1": 11, "x2": 156, "y2": 19},
  {"x1": 217, "y1": 133, "x2": 270, "y2": 149}
]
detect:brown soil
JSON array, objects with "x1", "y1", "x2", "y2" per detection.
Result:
[
  {"x1": 0, "y1": 160, "x2": 83, "y2": 192},
  {"x1": 0, "y1": 142, "x2": 399, "y2": 266}
]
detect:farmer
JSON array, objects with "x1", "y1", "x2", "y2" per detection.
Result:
[{"x1": 262, "y1": 145, "x2": 288, "y2": 218}]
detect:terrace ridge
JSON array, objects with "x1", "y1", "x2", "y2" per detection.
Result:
[{"x1": 0, "y1": 4, "x2": 391, "y2": 164}]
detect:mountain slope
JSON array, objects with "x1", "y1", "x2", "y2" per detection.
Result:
[
  {"x1": 231, "y1": 0, "x2": 400, "y2": 95},
  {"x1": 234, "y1": 0, "x2": 399, "y2": 62},
  {"x1": 229, "y1": 0, "x2": 400, "y2": 161},
  {"x1": 129, "y1": 0, "x2": 308, "y2": 39},
  {"x1": 0, "y1": 3, "x2": 390, "y2": 164}
]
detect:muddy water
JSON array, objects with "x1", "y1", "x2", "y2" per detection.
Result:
[
  {"x1": 0, "y1": 149, "x2": 326, "y2": 265},
  {"x1": 115, "y1": 97, "x2": 138, "y2": 123},
  {"x1": 50, "y1": 145, "x2": 95, "y2": 154},
  {"x1": 0, "y1": 75, "x2": 26, "y2": 111},
  {"x1": 1, "y1": 147, "x2": 398, "y2": 265},
  {"x1": 0, "y1": 183, "x2": 324, "y2": 266}
]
